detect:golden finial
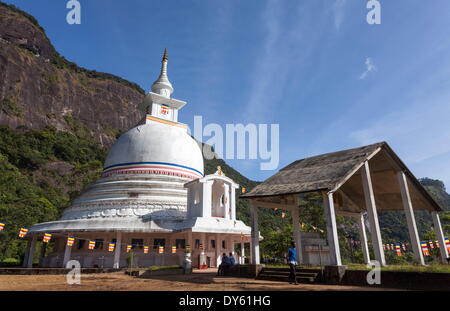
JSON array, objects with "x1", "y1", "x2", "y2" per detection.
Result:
[{"x1": 162, "y1": 48, "x2": 168, "y2": 61}]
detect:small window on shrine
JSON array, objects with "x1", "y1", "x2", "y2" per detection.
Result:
[
  {"x1": 211, "y1": 239, "x2": 216, "y2": 249},
  {"x1": 220, "y1": 194, "x2": 225, "y2": 206},
  {"x1": 77, "y1": 240, "x2": 85, "y2": 249},
  {"x1": 131, "y1": 239, "x2": 144, "y2": 249},
  {"x1": 194, "y1": 190, "x2": 200, "y2": 204},
  {"x1": 176, "y1": 239, "x2": 186, "y2": 249},
  {"x1": 195, "y1": 239, "x2": 200, "y2": 249},
  {"x1": 222, "y1": 240, "x2": 226, "y2": 249},
  {"x1": 95, "y1": 239, "x2": 104, "y2": 250},
  {"x1": 153, "y1": 238, "x2": 165, "y2": 249}
]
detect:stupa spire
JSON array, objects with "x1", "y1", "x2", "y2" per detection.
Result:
[{"x1": 151, "y1": 48, "x2": 174, "y2": 98}]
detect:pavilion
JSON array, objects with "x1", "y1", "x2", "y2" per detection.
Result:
[{"x1": 242, "y1": 142, "x2": 449, "y2": 267}]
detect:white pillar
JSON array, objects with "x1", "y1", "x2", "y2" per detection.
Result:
[
  {"x1": 361, "y1": 161, "x2": 386, "y2": 266},
  {"x1": 356, "y1": 213, "x2": 370, "y2": 264},
  {"x1": 431, "y1": 211, "x2": 449, "y2": 264},
  {"x1": 397, "y1": 171, "x2": 425, "y2": 265},
  {"x1": 250, "y1": 203, "x2": 260, "y2": 265},
  {"x1": 240, "y1": 242, "x2": 245, "y2": 264},
  {"x1": 113, "y1": 232, "x2": 122, "y2": 268},
  {"x1": 62, "y1": 234, "x2": 72, "y2": 267},
  {"x1": 230, "y1": 186, "x2": 236, "y2": 220},
  {"x1": 291, "y1": 207, "x2": 303, "y2": 264},
  {"x1": 26, "y1": 235, "x2": 37, "y2": 268},
  {"x1": 322, "y1": 192, "x2": 342, "y2": 266},
  {"x1": 224, "y1": 183, "x2": 230, "y2": 219}
]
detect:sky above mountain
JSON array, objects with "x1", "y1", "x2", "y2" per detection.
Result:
[{"x1": 5, "y1": 0, "x2": 450, "y2": 188}]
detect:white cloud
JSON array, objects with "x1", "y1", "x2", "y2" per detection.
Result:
[
  {"x1": 359, "y1": 57, "x2": 377, "y2": 80},
  {"x1": 332, "y1": 0, "x2": 347, "y2": 31}
]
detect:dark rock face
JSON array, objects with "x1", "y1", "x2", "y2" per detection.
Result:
[{"x1": 0, "y1": 3, "x2": 145, "y2": 147}]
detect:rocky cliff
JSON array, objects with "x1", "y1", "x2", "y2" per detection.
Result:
[{"x1": 0, "y1": 2, "x2": 145, "y2": 147}]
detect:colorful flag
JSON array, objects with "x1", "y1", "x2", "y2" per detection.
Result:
[
  {"x1": 421, "y1": 241, "x2": 429, "y2": 256},
  {"x1": 18, "y1": 228, "x2": 28, "y2": 238},
  {"x1": 143, "y1": 246, "x2": 149, "y2": 254},
  {"x1": 429, "y1": 241, "x2": 434, "y2": 249},
  {"x1": 88, "y1": 240, "x2": 96, "y2": 250},
  {"x1": 241, "y1": 187, "x2": 246, "y2": 194},
  {"x1": 126, "y1": 244, "x2": 132, "y2": 252},
  {"x1": 108, "y1": 243, "x2": 115, "y2": 252},
  {"x1": 158, "y1": 246, "x2": 164, "y2": 254},
  {"x1": 43, "y1": 233, "x2": 52, "y2": 243},
  {"x1": 390, "y1": 244, "x2": 394, "y2": 251},
  {"x1": 435, "y1": 240, "x2": 440, "y2": 248},
  {"x1": 402, "y1": 243, "x2": 406, "y2": 251},
  {"x1": 67, "y1": 237, "x2": 75, "y2": 247},
  {"x1": 383, "y1": 244, "x2": 386, "y2": 251},
  {"x1": 0, "y1": 222, "x2": 5, "y2": 231},
  {"x1": 171, "y1": 246, "x2": 177, "y2": 254},
  {"x1": 160, "y1": 104, "x2": 169, "y2": 115},
  {"x1": 395, "y1": 243, "x2": 402, "y2": 256},
  {"x1": 445, "y1": 237, "x2": 450, "y2": 254}
]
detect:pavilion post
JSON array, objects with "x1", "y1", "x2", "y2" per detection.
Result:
[
  {"x1": 361, "y1": 161, "x2": 386, "y2": 266},
  {"x1": 26, "y1": 235, "x2": 37, "y2": 268},
  {"x1": 250, "y1": 202, "x2": 260, "y2": 265},
  {"x1": 356, "y1": 213, "x2": 370, "y2": 264},
  {"x1": 291, "y1": 207, "x2": 303, "y2": 264},
  {"x1": 431, "y1": 211, "x2": 449, "y2": 264},
  {"x1": 62, "y1": 234, "x2": 72, "y2": 267},
  {"x1": 113, "y1": 232, "x2": 122, "y2": 268},
  {"x1": 322, "y1": 192, "x2": 342, "y2": 266},
  {"x1": 397, "y1": 171, "x2": 425, "y2": 265}
]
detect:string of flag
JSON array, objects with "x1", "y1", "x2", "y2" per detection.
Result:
[{"x1": 1, "y1": 219, "x2": 449, "y2": 257}]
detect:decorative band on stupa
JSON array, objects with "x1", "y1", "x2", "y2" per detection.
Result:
[{"x1": 102, "y1": 161, "x2": 204, "y2": 179}]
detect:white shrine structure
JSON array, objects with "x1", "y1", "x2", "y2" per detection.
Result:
[{"x1": 25, "y1": 50, "x2": 251, "y2": 269}]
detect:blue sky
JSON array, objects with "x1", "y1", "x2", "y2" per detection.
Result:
[{"x1": 5, "y1": 0, "x2": 450, "y2": 188}]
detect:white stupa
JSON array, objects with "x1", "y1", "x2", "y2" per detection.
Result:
[{"x1": 25, "y1": 50, "x2": 251, "y2": 269}]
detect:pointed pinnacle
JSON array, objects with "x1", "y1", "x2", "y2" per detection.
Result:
[{"x1": 162, "y1": 48, "x2": 168, "y2": 62}]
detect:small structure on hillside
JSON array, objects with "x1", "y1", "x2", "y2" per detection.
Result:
[{"x1": 242, "y1": 142, "x2": 449, "y2": 267}]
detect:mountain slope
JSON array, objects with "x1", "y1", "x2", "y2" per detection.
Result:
[{"x1": 0, "y1": 2, "x2": 144, "y2": 148}]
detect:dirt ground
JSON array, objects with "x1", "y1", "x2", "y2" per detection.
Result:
[{"x1": 0, "y1": 268, "x2": 395, "y2": 291}]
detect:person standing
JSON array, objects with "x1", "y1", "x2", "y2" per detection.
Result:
[{"x1": 288, "y1": 242, "x2": 298, "y2": 285}]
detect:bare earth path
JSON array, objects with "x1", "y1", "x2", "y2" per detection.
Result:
[{"x1": 0, "y1": 268, "x2": 395, "y2": 291}]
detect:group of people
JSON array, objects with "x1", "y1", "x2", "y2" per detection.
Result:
[
  {"x1": 217, "y1": 252, "x2": 236, "y2": 276},
  {"x1": 216, "y1": 242, "x2": 299, "y2": 285}
]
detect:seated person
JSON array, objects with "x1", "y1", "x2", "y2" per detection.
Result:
[
  {"x1": 229, "y1": 252, "x2": 236, "y2": 266},
  {"x1": 217, "y1": 253, "x2": 231, "y2": 276}
]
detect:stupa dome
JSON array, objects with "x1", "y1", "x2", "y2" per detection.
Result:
[{"x1": 103, "y1": 121, "x2": 204, "y2": 180}]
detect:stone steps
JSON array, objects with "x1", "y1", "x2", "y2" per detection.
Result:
[{"x1": 257, "y1": 268, "x2": 319, "y2": 283}]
